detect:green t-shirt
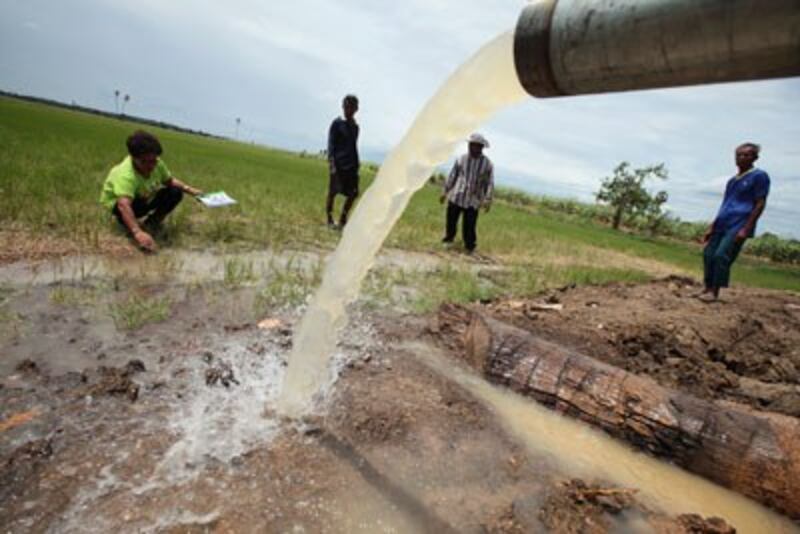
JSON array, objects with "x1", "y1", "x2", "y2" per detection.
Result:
[{"x1": 99, "y1": 156, "x2": 172, "y2": 211}]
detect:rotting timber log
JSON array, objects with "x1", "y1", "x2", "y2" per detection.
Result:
[{"x1": 460, "y1": 311, "x2": 800, "y2": 519}]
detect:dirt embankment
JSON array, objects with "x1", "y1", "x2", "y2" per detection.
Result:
[{"x1": 482, "y1": 276, "x2": 800, "y2": 417}]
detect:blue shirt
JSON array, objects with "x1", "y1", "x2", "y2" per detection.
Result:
[{"x1": 713, "y1": 168, "x2": 770, "y2": 236}]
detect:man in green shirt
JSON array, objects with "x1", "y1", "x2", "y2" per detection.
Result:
[{"x1": 100, "y1": 130, "x2": 202, "y2": 252}]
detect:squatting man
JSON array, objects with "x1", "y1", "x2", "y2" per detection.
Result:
[{"x1": 99, "y1": 130, "x2": 203, "y2": 252}]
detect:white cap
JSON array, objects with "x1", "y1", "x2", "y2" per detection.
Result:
[{"x1": 467, "y1": 133, "x2": 490, "y2": 148}]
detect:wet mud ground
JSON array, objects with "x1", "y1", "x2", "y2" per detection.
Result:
[{"x1": 1, "y1": 254, "x2": 798, "y2": 533}]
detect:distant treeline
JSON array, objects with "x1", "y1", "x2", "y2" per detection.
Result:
[
  {"x1": 498, "y1": 187, "x2": 800, "y2": 265},
  {"x1": 430, "y1": 173, "x2": 800, "y2": 265},
  {"x1": 0, "y1": 90, "x2": 222, "y2": 140}
]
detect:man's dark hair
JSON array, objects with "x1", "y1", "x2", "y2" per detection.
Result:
[
  {"x1": 738, "y1": 142, "x2": 761, "y2": 157},
  {"x1": 343, "y1": 94, "x2": 359, "y2": 108},
  {"x1": 126, "y1": 130, "x2": 163, "y2": 157}
]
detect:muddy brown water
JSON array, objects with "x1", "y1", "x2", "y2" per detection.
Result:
[{"x1": 408, "y1": 340, "x2": 798, "y2": 533}]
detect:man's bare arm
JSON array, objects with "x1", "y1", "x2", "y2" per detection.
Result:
[
  {"x1": 167, "y1": 177, "x2": 202, "y2": 197},
  {"x1": 116, "y1": 197, "x2": 155, "y2": 251},
  {"x1": 737, "y1": 198, "x2": 767, "y2": 241}
]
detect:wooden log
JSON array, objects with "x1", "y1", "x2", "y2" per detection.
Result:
[{"x1": 462, "y1": 311, "x2": 800, "y2": 519}]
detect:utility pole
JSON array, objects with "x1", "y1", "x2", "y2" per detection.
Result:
[
  {"x1": 114, "y1": 89, "x2": 120, "y2": 114},
  {"x1": 122, "y1": 94, "x2": 130, "y2": 115},
  {"x1": 235, "y1": 117, "x2": 241, "y2": 140}
]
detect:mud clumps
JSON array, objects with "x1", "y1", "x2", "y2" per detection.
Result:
[
  {"x1": 538, "y1": 479, "x2": 636, "y2": 533},
  {"x1": 481, "y1": 503, "x2": 527, "y2": 534},
  {"x1": 204, "y1": 361, "x2": 239, "y2": 388},
  {"x1": 1, "y1": 438, "x2": 54, "y2": 504},
  {"x1": 75, "y1": 359, "x2": 146, "y2": 402},
  {"x1": 4, "y1": 438, "x2": 53, "y2": 466},
  {"x1": 15, "y1": 359, "x2": 40, "y2": 374},
  {"x1": 348, "y1": 408, "x2": 411, "y2": 443},
  {"x1": 677, "y1": 513, "x2": 736, "y2": 534},
  {"x1": 616, "y1": 326, "x2": 741, "y2": 401}
]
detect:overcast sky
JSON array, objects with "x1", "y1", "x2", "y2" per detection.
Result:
[{"x1": 2, "y1": 0, "x2": 798, "y2": 238}]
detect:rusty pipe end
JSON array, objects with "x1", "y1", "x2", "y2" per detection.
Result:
[{"x1": 514, "y1": 0, "x2": 563, "y2": 98}]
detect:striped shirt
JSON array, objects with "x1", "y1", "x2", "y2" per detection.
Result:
[{"x1": 443, "y1": 154, "x2": 494, "y2": 209}]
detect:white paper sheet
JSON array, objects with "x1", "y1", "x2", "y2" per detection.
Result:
[{"x1": 198, "y1": 191, "x2": 237, "y2": 208}]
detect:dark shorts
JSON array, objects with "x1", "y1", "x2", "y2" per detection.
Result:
[{"x1": 329, "y1": 169, "x2": 359, "y2": 198}]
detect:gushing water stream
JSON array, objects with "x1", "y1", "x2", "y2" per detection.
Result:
[{"x1": 278, "y1": 31, "x2": 526, "y2": 415}]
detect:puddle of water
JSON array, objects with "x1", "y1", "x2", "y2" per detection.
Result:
[
  {"x1": 408, "y1": 340, "x2": 799, "y2": 534},
  {"x1": 0, "y1": 248, "x2": 444, "y2": 289},
  {"x1": 279, "y1": 31, "x2": 527, "y2": 415},
  {"x1": 0, "y1": 250, "x2": 318, "y2": 287}
]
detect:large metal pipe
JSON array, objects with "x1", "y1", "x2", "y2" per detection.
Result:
[{"x1": 514, "y1": 0, "x2": 800, "y2": 97}]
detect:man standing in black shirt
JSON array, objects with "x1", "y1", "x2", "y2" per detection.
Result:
[{"x1": 326, "y1": 94, "x2": 360, "y2": 229}]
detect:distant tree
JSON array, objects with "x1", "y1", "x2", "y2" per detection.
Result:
[
  {"x1": 596, "y1": 162, "x2": 668, "y2": 230},
  {"x1": 122, "y1": 94, "x2": 130, "y2": 114},
  {"x1": 640, "y1": 190, "x2": 669, "y2": 235},
  {"x1": 114, "y1": 89, "x2": 120, "y2": 114}
]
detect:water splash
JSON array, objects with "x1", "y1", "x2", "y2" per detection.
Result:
[{"x1": 278, "y1": 31, "x2": 526, "y2": 415}]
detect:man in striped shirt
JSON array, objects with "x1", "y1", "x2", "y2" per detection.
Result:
[{"x1": 440, "y1": 133, "x2": 494, "y2": 254}]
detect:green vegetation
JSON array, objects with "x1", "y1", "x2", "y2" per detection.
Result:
[
  {"x1": 2, "y1": 95, "x2": 798, "y2": 299},
  {"x1": 254, "y1": 258, "x2": 324, "y2": 312},
  {"x1": 0, "y1": 286, "x2": 21, "y2": 336},
  {"x1": 50, "y1": 285, "x2": 98, "y2": 307},
  {"x1": 596, "y1": 162, "x2": 668, "y2": 231},
  {"x1": 748, "y1": 233, "x2": 800, "y2": 264},
  {"x1": 492, "y1": 183, "x2": 800, "y2": 266},
  {"x1": 223, "y1": 256, "x2": 257, "y2": 289},
  {"x1": 109, "y1": 294, "x2": 171, "y2": 330}
]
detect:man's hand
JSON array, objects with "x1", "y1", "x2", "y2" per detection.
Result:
[
  {"x1": 483, "y1": 201, "x2": 492, "y2": 213},
  {"x1": 186, "y1": 186, "x2": 203, "y2": 197},
  {"x1": 735, "y1": 228, "x2": 749, "y2": 243},
  {"x1": 439, "y1": 193, "x2": 446, "y2": 205},
  {"x1": 329, "y1": 161, "x2": 337, "y2": 176},
  {"x1": 133, "y1": 229, "x2": 157, "y2": 252},
  {"x1": 701, "y1": 228, "x2": 713, "y2": 245}
]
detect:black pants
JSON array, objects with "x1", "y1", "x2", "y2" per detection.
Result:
[
  {"x1": 444, "y1": 202, "x2": 479, "y2": 251},
  {"x1": 112, "y1": 186, "x2": 183, "y2": 228}
]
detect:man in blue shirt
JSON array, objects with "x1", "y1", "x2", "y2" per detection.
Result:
[
  {"x1": 325, "y1": 94, "x2": 360, "y2": 230},
  {"x1": 700, "y1": 143, "x2": 770, "y2": 301}
]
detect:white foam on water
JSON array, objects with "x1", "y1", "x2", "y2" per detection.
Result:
[
  {"x1": 279, "y1": 31, "x2": 526, "y2": 415},
  {"x1": 148, "y1": 314, "x2": 378, "y2": 488},
  {"x1": 150, "y1": 340, "x2": 285, "y2": 486},
  {"x1": 51, "y1": 318, "x2": 378, "y2": 532}
]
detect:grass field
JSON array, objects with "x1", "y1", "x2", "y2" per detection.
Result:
[{"x1": 2, "y1": 95, "x2": 798, "y2": 299}]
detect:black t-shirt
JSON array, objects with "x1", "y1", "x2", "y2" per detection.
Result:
[{"x1": 327, "y1": 117, "x2": 360, "y2": 173}]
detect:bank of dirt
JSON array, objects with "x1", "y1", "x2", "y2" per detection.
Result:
[
  {"x1": 1, "y1": 266, "x2": 798, "y2": 532},
  {"x1": 483, "y1": 276, "x2": 800, "y2": 417}
]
